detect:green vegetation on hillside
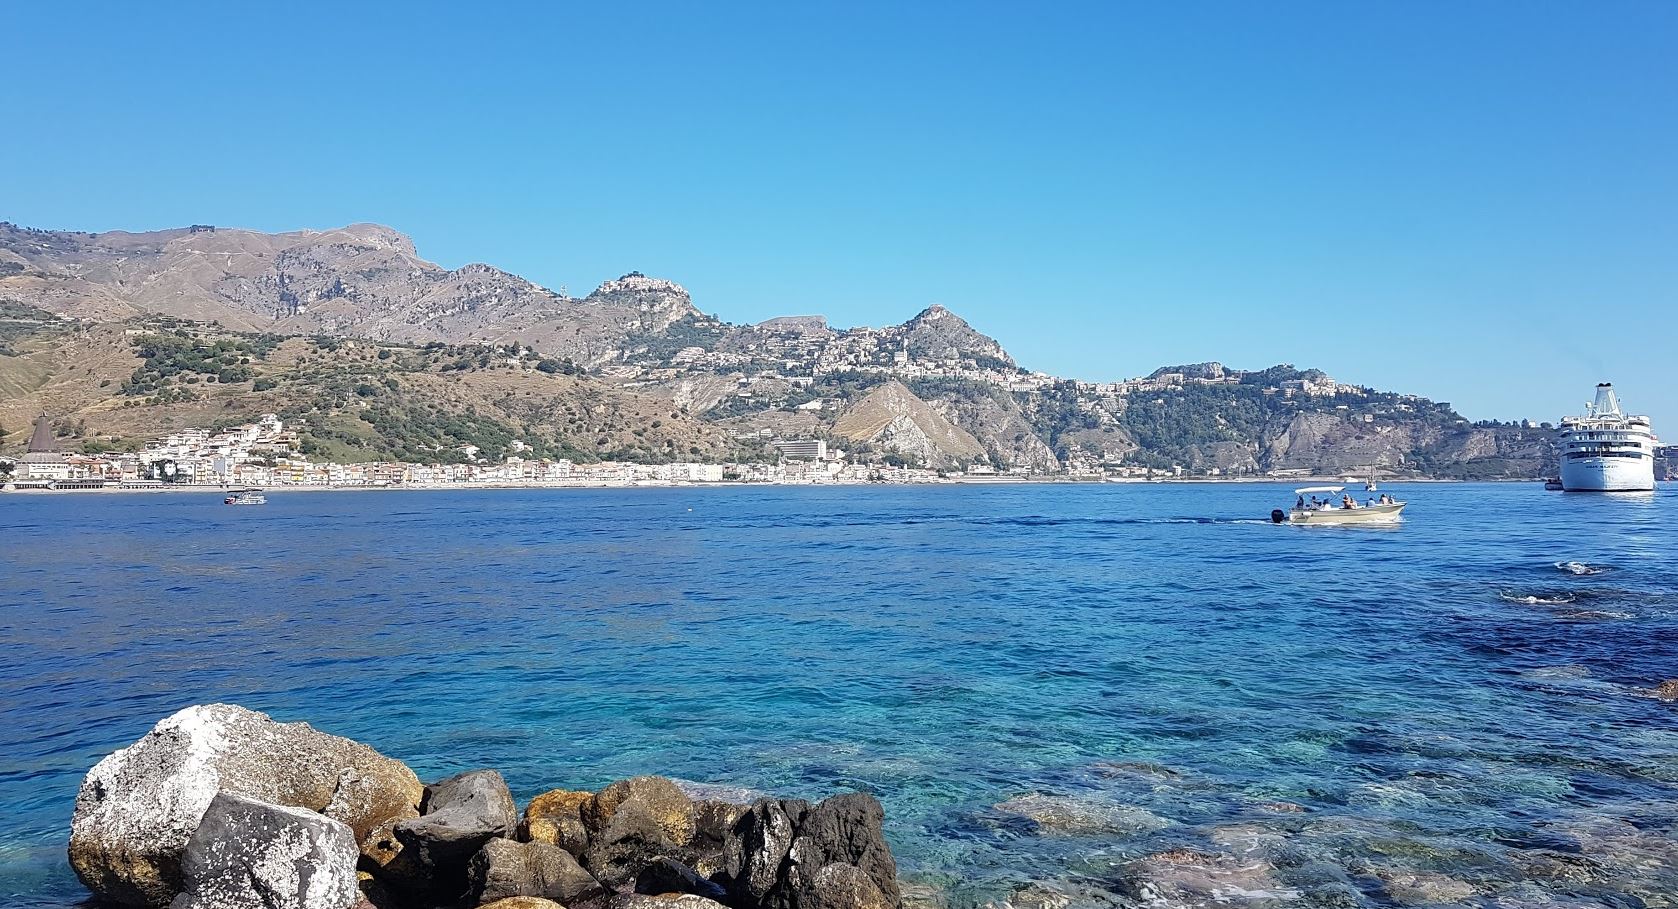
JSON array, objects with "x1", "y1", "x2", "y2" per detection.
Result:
[{"x1": 121, "y1": 331, "x2": 280, "y2": 397}]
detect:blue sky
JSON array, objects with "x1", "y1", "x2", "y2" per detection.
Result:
[{"x1": 4, "y1": 3, "x2": 1674, "y2": 425}]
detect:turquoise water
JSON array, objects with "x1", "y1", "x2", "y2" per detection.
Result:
[{"x1": 2, "y1": 483, "x2": 1676, "y2": 908}]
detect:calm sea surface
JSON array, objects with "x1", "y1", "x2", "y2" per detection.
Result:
[{"x1": 2, "y1": 483, "x2": 1676, "y2": 908}]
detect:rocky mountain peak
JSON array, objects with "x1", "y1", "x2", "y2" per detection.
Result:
[
  {"x1": 756, "y1": 315, "x2": 831, "y2": 335},
  {"x1": 330, "y1": 223, "x2": 416, "y2": 255},
  {"x1": 1149, "y1": 362, "x2": 1227, "y2": 381},
  {"x1": 588, "y1": 272, "x2": 688, "y2": 300},
  {"x1": 897, "y1": 304, "x2": 1015, "y2": 369}
]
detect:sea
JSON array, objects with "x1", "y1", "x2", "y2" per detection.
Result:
[{"x1": 2, "y1": 483, "x2": 1675, "y2": 908}]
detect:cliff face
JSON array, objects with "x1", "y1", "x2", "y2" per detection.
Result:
[{"x1": 831, "y1": 380, "x2": 987, "y2": 468}]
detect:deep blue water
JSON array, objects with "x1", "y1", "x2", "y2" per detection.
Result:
[{"x1": 2, "y1": 483, "x2": 1676, "y2": 908}]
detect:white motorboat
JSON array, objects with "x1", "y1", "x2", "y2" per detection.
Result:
[
  {"x1": 224, "y1": 489, "x2": 267, "y2": 505},
  {"x1": 1273, "y1": 486, "x2": 1405, "y2": 525}
]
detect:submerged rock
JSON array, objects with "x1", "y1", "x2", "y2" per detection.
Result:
[
  {"x1": 992, "y1": 793, "x2": 1173, "y2": 837},
  {"x1": 1118, "y1": 848, "x2": 1301, "y2": 908},
  {"x1": 169, "y1": 791, "x2": 359, "y2": 909},
  {"x1": 69, "y1": 704, "x2": 422, "y2": 908},
  {"x1": 1648, "y1": 679, "x2": 1678, "y2": 701},
  {"x1": 1371, "y1": 867, "x2": 1479, "y2": 905}
]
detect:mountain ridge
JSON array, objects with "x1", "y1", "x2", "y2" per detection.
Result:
[{"x1": 0, "y1": 219, "x2": 1555, "y2": 477}]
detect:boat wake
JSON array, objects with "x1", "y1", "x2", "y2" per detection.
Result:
[{"x1": 1556, "y1": 561, "x2": 1611, "y2": 576}]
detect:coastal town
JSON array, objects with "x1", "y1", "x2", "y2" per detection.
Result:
[
  {"x1": 0, "y1": 411, "x2": 1022, "y2": 491},
  {"x1": 9, "y1": 409, "x2": 1675, "y2": 493}
]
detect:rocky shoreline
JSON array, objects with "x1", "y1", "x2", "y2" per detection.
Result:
[{"x1": 69, "y1": 705, "x2": 901, "y2": 909}]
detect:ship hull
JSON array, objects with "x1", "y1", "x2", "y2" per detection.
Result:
[{"x1": 1560, "y1": 457, "x2": 1654, "y2": 492}]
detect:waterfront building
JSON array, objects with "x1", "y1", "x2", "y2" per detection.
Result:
[
  {"x1": 19, "y1": 414, "x2": 71, "y2": 480},
  {"x1": 773, "y1": 439, "x2": 828, "y2": 460}
]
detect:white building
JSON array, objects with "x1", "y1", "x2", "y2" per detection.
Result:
[{"x1": 773, "y1": 439, "x2": 828, "y2": 460}]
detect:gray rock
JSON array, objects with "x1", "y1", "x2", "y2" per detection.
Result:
[
  {"x1": 69, "y1": 704, "x2": 422, "y2": 908},
  {"x1": 168, "y1": 791, "x2": 358, "y2": 909},
  {"x1": 470, "y1": 837, "x2": 608, "y2": 904},
  {"x1": 635, "y1": 856, "x2": 727, "y2": 900},
  {"x1": 800, "y1": 864, "x2": 893, "y2": 909},
  {"x1": 785, "y1": 794, "x2": 901, "y2": 909},
  {"x1": 724, "y1": 799, "x2": 810, "y2": 909},
  {"x1": 384, "y1": 769, "x2": 517, "y2": 904},
  {"x1": 394, "y1": 769, "x2": 518, "y2": 869},
  {"x1": 724, "y1": 795, "x2": 903, "y2": 909},
  {"x1": 690, "y1": 799, "x2": 748, "y2": 878}
]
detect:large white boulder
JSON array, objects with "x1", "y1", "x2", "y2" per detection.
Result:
[{"x1": 69, "y1": 704, "x2": 423, "y2": 907}]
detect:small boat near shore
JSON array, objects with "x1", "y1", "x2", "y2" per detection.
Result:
[
  {"x1": 223, "y1": 489, "x2": 267, "y2": 506},
  {"x1": 1273, "y1": 486, "x2": 1405, "y2": 525}
]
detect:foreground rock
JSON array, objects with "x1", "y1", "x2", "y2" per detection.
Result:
[
  {"x1": 170, "y1": 791, "x2": 359, "y2": 909},
  {"x1": 470, "y1": 837, "x2": 606, "y2": 904},
  {"x1": 72, "y1": 705, "x2": 905, "y2": 909},
  {"x1": 582, "y1": 775, "x2": 699, "y2": 887},
  {"x1": 726, "y1": 793, "x2": 901, "y2": 909},
  {"x1": 384, "y1": 769, "x2": 519, "y2": 903},
  {"x1": 70, "y1": 704, "x2": 423, "y2": 908},
  {"x1": 523, "y1": 789, "x2": 592, "y2": 855}
]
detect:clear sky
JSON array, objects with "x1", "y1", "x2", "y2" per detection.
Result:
[{"x1": 4, "y1": 3, "x2": 1674, "y2": 425}]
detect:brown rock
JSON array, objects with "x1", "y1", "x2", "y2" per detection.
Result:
[
  {"x1": 480, "y1": 899, "x2": 569, "y2": 909},
  {"x1": 525, "y1": 789, "x2": 593, "y2": 854},
  {"x1": 581, "y1": 777, "x2": 698, "y2": 887},
  {"x1": 360, "y1": 804, "x2": 419, "y2": 870},
  {"x1": 585, "y1": 777, "x2": 696, "y2": 846},
  {"x1": 1651, "y1": 679, "x2": 1678, "y2": 700}
]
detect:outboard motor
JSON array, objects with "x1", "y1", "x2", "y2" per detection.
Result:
[{"x1": 1271, "y1": 509, "x2": 1287, "y2": 524}]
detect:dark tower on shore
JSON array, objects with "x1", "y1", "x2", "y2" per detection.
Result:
[{"x1": 27, "y1": 413, "x2": 57, "y2": 453}]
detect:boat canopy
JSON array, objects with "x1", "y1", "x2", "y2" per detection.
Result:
[{"x1": 1294, "y1": 486, "x2": 1345, "y2": 494}]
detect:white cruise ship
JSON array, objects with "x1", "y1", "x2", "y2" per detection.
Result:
[{"x1": 1558, "y1": 384, "x2": 1658, "y2": 491}]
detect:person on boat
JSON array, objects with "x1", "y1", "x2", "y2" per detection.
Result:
[
  {"x1": 1297, "y1": 495, "x2": 1306, "y2": 508},
  {"x1": 1342, "y1": 494, "x2": 1356, "y2": 509}
]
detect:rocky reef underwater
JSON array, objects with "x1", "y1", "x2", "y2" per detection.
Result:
[{"x1": 67, "y1": 704, "x2": 901, "y2": 909}]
